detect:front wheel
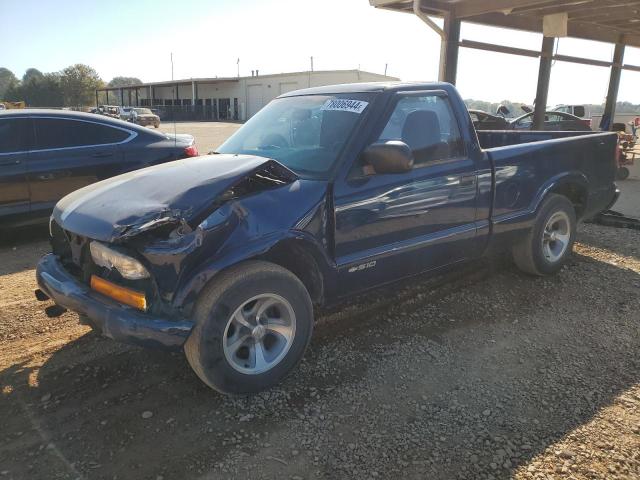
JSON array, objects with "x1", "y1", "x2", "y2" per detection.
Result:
[
  {"x1": 512, "y1": 194, "x2": 576, "y2": 276},
  {"x1": 184, "y1": 261, "x2": 313, "y2": 394}
]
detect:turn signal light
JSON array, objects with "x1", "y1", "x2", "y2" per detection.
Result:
[{"x1": 90, "y1": 275, "x2": 147, "y2": 311}]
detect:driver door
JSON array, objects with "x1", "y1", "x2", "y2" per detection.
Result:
[{"x1": 333, "y1": 91, "x2": 480, "y2": 297}]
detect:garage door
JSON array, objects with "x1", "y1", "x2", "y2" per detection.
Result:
[{"x1": 247, "y1": 85, "x2": 263, "y2": 119}]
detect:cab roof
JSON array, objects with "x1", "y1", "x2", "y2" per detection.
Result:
[{"x1": 279, "y1": 81, "x2": 450, "y2": 97}]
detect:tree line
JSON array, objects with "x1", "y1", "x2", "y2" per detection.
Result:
[
  {"x1": 0, "y1": 65, "x2": 141, "y2": 108},
  {"x1": 3, "y1": 65, "x2": 640, "y2": 113}
]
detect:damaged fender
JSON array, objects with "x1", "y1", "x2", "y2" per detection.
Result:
[{"x1": 52, "y1": 154, "x2": 298, "y2": 243}]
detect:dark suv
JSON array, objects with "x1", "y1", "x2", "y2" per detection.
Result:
[{"x1": 0, "y1": 109, "x2": 196, "y2": 227}]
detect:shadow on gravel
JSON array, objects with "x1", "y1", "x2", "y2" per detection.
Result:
[
  {"x1": 1, "y1": 249, "x2": 639, "y2": 479},
  {"x1": 0, "y1": 224, "x2": 49, "y2": 248}
]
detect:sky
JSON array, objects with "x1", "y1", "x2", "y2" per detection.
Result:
[{"x1": 3, "y1": 0, "x2": 640, "y2": 105}]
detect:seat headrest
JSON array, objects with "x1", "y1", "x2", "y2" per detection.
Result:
[{"x1": 401, "y1": 110, "x2": 441, "y2": 151}]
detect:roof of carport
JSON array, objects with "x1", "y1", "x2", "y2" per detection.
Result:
[
  {"x1": 96, "y1": 77, "x2": 239, "y2": 93},
  {"x1": 370, "y1": 0, "x2": 640, "y2": 47}
]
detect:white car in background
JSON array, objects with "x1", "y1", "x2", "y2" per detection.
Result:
[{"x1": 119, "y1": 106, "x2": 133, "y2": 121}]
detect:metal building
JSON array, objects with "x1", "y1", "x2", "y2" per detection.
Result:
[{"x1": 96, "y1": 69, "x2": 398, "y2": 121}]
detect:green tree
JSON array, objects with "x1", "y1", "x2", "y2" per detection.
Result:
[
  {"x1": 59, "y1": 64, "x2": 104, "y2": 107},
  {"x1": 22, "y1": 68, "x2": 44, "y2": 84},
  {"x1": 108, "y1": 76, "x2": 142, "y2": 87},
  {"x1": 0, "y1": 67, "x2": 18, "y2": 99},
  {"x1": 13, "y1": 73, "x2": 64, "y2": 107}
]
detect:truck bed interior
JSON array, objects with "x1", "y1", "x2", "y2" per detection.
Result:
[{"x1": 476, "y1": 130, "x2": 597, "y2": 149}]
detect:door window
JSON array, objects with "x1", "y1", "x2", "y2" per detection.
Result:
[
  {"x1": 377, "y1": 94, "x2": 465, "y2": 166},
  {"x1": 33, "y1": 118, "x2": 130, "y2": 150},
  {"x1": 0, "y1": 118, "x2": 31, "y2": 154}
]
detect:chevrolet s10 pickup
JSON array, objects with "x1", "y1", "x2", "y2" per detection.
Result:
[{"x1": 36, "y1": 82, "x2": 619, "y2": 394}]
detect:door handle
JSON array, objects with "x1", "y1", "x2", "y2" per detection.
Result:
[
  {"x1": 92, "y1": 152, "x2": 114, "y2": 158},
  {"x1": 459, "y1": 175, "x2": 476, "y2": 186},
  {"x1": 37, "y1": 173, "x2": 56, "y2": 181},
  {"x1": 0, "y1": 159, "x2": 21, "y2": 166}
]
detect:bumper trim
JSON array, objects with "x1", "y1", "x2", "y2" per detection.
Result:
[{"x1": 36, "y1": 254, "x2": 193, "y2": 350}]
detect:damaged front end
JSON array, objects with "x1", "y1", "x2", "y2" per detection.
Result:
[{"x1": 46, "y1": 155, "x2": 309, "y2": 328}]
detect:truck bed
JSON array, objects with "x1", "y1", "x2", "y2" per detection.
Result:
[{"x1": 476, "y1": 129, "x2": 618, "y2": 250}]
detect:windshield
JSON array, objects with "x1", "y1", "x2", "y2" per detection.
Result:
[
  {"x1": 134, "y1": 108, "x2": 152, "y2": 114},
  {"x1": 217, "y1": 93, "x2": 373, "y2": 179}
]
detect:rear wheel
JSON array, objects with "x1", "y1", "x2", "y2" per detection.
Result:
[
  {"x1": 512, "y1": 194, "x2": 576, "y2": 276},
  {"x1": 184, "y1": 261, "x2": 313, "y2": 394}
]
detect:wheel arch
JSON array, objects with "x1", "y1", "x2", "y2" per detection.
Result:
[
  {"x1": 257, "y1": 238, "x2": 327, "y2": 306},
  {"x1": 535, "y1": 172, "x2": 589, "y2": 220},
  {"x1": 173, "y1": 233, "x2": 332, "y2": 316}
]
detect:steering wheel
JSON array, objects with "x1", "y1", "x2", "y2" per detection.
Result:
[{"x1": 258, "y1": 133, "x2": 289, "y2": 150}]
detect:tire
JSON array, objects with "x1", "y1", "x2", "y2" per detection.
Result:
[
  {"x1": 617, "y1": 167, "x2": 630, "y2": 180},
  {"x1": 512, "y1": 194, "x2": 576, "y2": 276},
  {"x1": 184, "y1": 261, "x2": 313, "y2": 394}
]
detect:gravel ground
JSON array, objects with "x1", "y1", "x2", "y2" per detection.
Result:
[{"x1": 0, "y1": 222, "x2": 639, "y2": 480}]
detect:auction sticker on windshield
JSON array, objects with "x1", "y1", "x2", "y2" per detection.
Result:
[{"x1": 321, "y1": 99, "x2": 369, "y2": 114}]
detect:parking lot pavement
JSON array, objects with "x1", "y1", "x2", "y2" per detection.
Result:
[
  {"x1": 159, "y1": 121, "x2": 241, "y2": 154},
  {"x1": 616, "y1": 179, "x2": 640, "y2": 219},
  {"x1": 1, "y1": 222, "x2": 639, "y2": 479}
]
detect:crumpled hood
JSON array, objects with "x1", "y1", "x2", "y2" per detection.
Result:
[{"x1": 53, "y1": 154, "x2": 297, "y2": 242}]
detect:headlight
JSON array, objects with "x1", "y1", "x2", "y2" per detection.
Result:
[{"x1": 90, "y1": 242, "x2": 149, "y2": 280}]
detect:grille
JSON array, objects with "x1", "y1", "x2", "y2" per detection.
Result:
[{"x1": 50, "y1": 220, "x2": 88, "y2": 280}]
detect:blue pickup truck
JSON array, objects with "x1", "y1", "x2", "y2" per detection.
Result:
[{"x1": 36, "y1": 82, "x2": 619, "y2": 394}]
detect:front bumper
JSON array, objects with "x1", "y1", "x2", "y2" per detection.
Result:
[
  {"x1": 137, "y1": 117, "x2": 158, "y2": 126},
  {"x1": 36, "y1": 253, "x2": 193, "y2": 350}
]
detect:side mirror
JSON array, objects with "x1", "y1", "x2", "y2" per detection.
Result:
[{"x1": 361, "y1": 141, "x2": 414, "y2": 174}]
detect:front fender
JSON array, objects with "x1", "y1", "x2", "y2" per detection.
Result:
[{"x1": 172, "y1": 230, "x2": 334, "y2": 311}]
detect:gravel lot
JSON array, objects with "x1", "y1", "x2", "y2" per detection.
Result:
[
  {"x1": 1, "y1": 222, "x2": 639, "y2": 479},
  {"x1": 1, "y1": 122, "x2": 639, "y2": 478}
]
